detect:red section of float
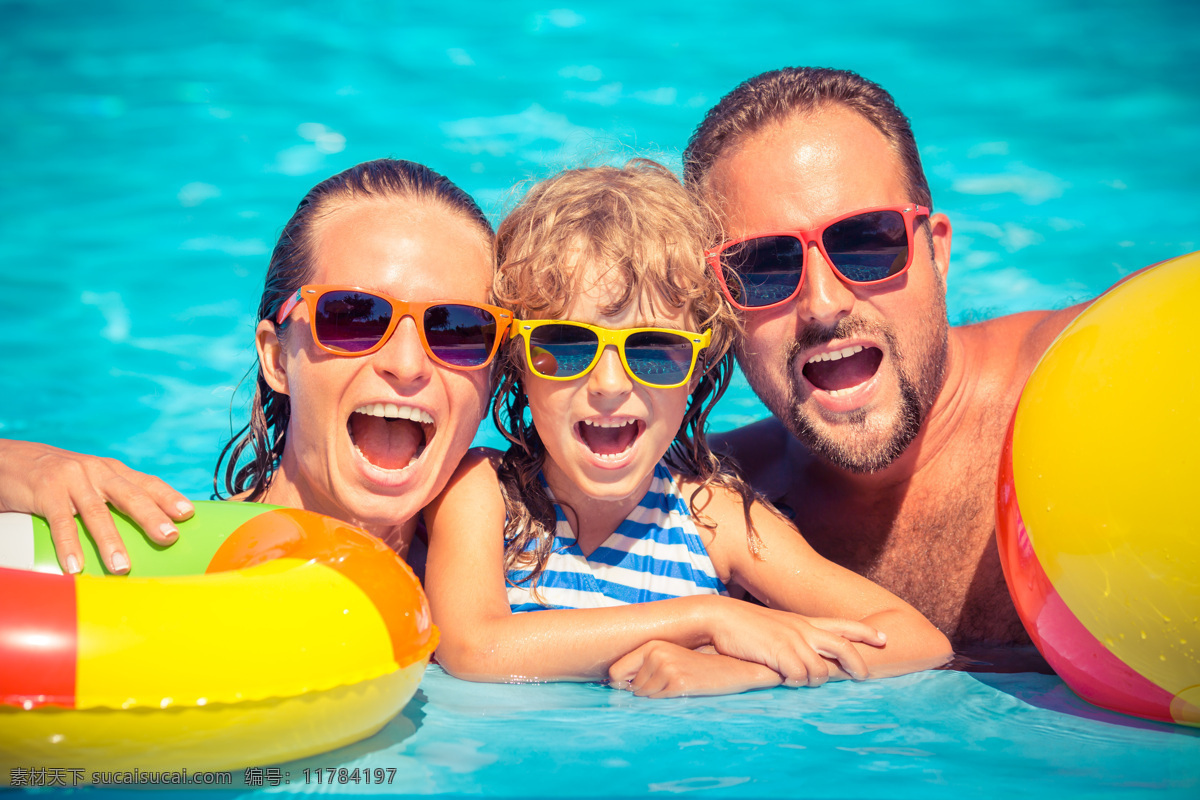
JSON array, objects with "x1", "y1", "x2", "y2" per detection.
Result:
[{"x1": 0, "y1": 569, "x2": 77, "y2": 708}]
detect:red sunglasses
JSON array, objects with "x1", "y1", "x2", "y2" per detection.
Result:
[
  {"x1": 276, "y1": 285, "x2": 513, "y2": 370},
  {"x1": 705, "y1": 204, "x2": 930, "y2": 311}
]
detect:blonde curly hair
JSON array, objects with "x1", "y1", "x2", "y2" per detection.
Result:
[{"x1": 491, "y1": 159, "x2": 761, "y2": 591}]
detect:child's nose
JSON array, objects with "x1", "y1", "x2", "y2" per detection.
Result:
[{"x1": 588, "y1": 346, "x2": 632, "y2": 396}]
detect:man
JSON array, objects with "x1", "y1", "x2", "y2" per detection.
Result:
[{"x1": 686, "y1": 68, "x2": 1092, "y2": 646}]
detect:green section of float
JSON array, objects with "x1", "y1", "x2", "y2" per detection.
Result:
[{"x1": 31, "y1": 500, "x2": 283, "y2": 576}]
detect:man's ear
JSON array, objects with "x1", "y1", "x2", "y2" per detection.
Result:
[
  {"x1": 256, "y1": 319, "x2": 290, "y2": 395},
  {"x1": 928, "y1": 212, "x2": 952, "y2": 284}
]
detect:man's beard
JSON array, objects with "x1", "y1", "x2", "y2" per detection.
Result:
[{"x1": 738, "y1": 296, "x2": 949, "y2": 474}]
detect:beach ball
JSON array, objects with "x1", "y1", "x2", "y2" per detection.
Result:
[{"x1": 997, "y1": 250, "x2": 1200, "y2": 727}]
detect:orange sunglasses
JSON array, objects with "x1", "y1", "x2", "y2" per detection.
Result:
[{"x1": 276, "y1": 284, "x2": 513, "y2": 370}]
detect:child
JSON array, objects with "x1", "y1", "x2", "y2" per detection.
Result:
[{"x1": 425, "y1": 160, "x2": 951, "y2": 697}]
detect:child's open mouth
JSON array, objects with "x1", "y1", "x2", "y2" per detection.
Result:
[
  {"x1": 578, "y1": 419, "x2": 643, "y2": 460},
  {"x1": 802, "y1": 345, "x2": 884, "y2": 397},
  {"x1": 348, "y1": 403, "x2": 435, "y2": 470}
]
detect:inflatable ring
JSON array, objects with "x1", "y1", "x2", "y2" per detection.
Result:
[
  {"x1": 0, "y1": 501, "x2": 438, "y2": 776},
  {"x1": 997, "y1": 250, "x2": 1200, "y2": 727}
]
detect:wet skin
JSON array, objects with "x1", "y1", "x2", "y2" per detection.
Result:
[
  {"x1": 707, "y1": 106, "x2": 1089, "y2": 645},
  {"x1": 256, "y1": 200, "x2": 493, "y2": 557}
]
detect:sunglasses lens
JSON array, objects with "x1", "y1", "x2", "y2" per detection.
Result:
[
  {"x1": 823, "y1": 210, "x2": 910, "y2": 282},
  {"x1": 527, "y1": 324, "x2": 600, "y2": 378},
  {"x1": 718, "y1": 236, "x2": 805, "y2": 308},
  {"x1": 313, "y1": 290, "x2": 393, "y2": 353},
  {"x1": 424, "y1": 304, "x2": 498, "y2": 367},
  {"x1": 625, "y1": 331, "x2": 696, "y2": 386}
]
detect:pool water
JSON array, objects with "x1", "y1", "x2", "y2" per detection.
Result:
[
  {"x1": 205, "y1": 666, "x2": 1200, "y2": 797},
  {"x1": 3, "y1": 0, "x2": 1199, "y2": 796}
]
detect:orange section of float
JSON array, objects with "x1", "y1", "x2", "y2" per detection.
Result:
[
  {"x1": 207, "y1": 507, "x2": 435, "y2": 668},
  {"x1": 1003, "y1": 251, "x2": 1200, "y2": 726}
]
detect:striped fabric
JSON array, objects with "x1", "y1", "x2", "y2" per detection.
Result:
[{"x1": 506, "y1": 462, "x2": 729, "y2": 612}]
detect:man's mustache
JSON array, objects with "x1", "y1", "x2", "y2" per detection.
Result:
[{"x1": 789, "y1": 316, "x2": 895, "y2": 359}]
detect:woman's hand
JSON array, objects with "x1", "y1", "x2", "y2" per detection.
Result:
[
  {"x1": 706, "y1": 599, "x2": 886, "y2": 686},
  {"x1": 610, "y1": 641, "x2": 782, "y2": 698},
  {"x1": 0, "y1": 440, "x2": 193, "y2": 574}
]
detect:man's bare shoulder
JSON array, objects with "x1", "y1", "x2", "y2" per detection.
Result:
[
  {"x1": 970, "y1": 269, "x2": 1148, "y2": 381},
  {"x1": 953, "y1": 304, "x2": 1087, "y2": 388},
  {"x1": 710, "y1": 417, "x2": 807, "y2": 498},
  {"x1": 711, "y1": 417, "x2": 787, "y2": 463}
]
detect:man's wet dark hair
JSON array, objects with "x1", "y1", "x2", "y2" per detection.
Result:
[{"x1": 684, "y1": 67, "x2": 932, "y2": 210}]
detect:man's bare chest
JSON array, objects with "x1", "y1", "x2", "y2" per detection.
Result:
[{"x1": 781, "y1": 448, "x2": 1026, "y2": 643}]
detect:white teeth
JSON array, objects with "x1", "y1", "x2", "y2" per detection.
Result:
[
  {"x1": 581, "y1": 419, "x2": 638, "y2": 429},
  {"x1": 353, "y1": 403, "x2": 434, "y2": 425},
  {"x1": 579, "y1": 419, "x2": 639, "y2": 460},
  {"x1": 806, "y1": 345, "x2": 864, "y2": 365}
]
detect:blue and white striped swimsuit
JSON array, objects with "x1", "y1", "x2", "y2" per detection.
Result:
[{"x1": 506, "y1": 462, "x2": 729, "y2": 612}]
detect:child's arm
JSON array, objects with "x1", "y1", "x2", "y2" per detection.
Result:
[
  {"x1": 609, "y1": 642, "x2": 782, "y2": 698},
  {"x1": 425, "y1": 450, "x2": 878, "y2": 684},
  {"x1": 698, "y1": 486, "x2": 953, "y2": 680}
]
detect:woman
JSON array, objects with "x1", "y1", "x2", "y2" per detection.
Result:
[{"x1": 0, "y1": 159, "x2": 504, "y2": 575}]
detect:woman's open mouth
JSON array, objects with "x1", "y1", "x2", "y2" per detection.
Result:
[
  {"x1": 577, "y1": 419, "x2": 643, "y2": 461},
  {"x1": 802, "y1": 345, "x2": 884, "y2": 397},
  {"x1": 348, "y1": 403, "x2": 435, "y2": 470}
]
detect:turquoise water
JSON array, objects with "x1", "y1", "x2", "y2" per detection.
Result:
[
  {"x1": 19, "y1": 666, "x2": 1200, "y2": 798},
  {"x1": 235, "y1": 667, "x2": 1200, "y2": 796},
  {"x1": 3, "y1": 0, "x2": 1200, "y2": 796}
]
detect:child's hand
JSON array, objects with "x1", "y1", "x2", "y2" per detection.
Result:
[
  {"x1": 609, "y1": 641, "x2": 783, "y2": 698},
  {"x1": 710, "y1": 603, "x2": 887, "y2": 687}
]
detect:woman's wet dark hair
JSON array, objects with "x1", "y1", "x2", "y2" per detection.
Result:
[{"x1": 213, "y1": 159, "x2": 493, "y2": 500}]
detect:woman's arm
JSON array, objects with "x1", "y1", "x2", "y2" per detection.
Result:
[
  {"x1": 0, "y1": 439, "x2": 193, "y2": 574},
  {"x1": 424, "y1": 450, "x2": 873, "y2": 684},
  {"x1": 699, "y1": 486, "x2": 953, "y2": 681}
]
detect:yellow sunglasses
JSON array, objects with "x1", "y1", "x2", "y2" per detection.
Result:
[{"x1": 511, "y1": 320, "x2": 711, "y2": 388}]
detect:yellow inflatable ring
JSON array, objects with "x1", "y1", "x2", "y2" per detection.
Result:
[
  {"x1": 0, "y1": 501, "x2": 438, "y2": 776},
  {"x1": 997, "y1": 251, "x2": 1200, "y2": 727}
]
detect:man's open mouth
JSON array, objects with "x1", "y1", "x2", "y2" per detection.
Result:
[
  {"x1": 348, "y1": 403, "x2": 435, "y2": 470},
  {"x1": 802, "y1": 345, "x2": 884, "y2": 396},
  {"x1": 578, "y1": 419, "x2": 643, "y2": 460}
]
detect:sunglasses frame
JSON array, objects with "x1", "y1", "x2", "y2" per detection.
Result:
[
  {"x1": 276, "y1": 284, "x2": 513, "y2": 370},
  {"x1": 705, "y1": 204, "x2": 931, "y2": 312},
  {"x1": 511, "y1": 319, "x2": 712, "y2": 389}
]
